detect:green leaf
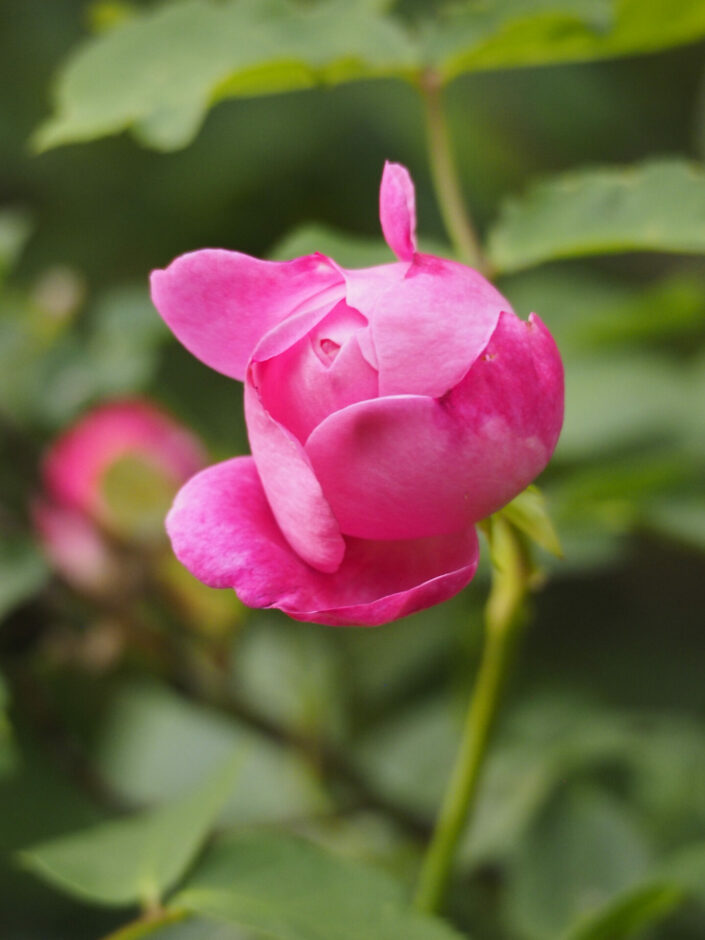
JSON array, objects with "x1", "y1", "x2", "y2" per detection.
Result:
[
  {"x1": 562, "y1": 882, "x2": 684, "y2": 940},
  {"x1": 0, "y1": 209, "x2": 32, "y2": 278},
  {"x1": 176, "y1": 831, "x2": 464, "y2": 940},
  {"x1": 19, "y1": 755, "x2": 240, "y2": 908},
  {"x1": 94, "y1": 681, "x2": 328, "y2": 824},
  {"x1": 270, "y1": 223, "x2": 451, "y2": 267},
  {"x1": 487, "y1": 159, "x2": 705, "y2": 273},
  {"x1": 109, "y1": 917, "x2": 249, "y2": 940},
  {"x1": 0, "y1": 537, "x2": 50, "y2": 624},
  {"x1": 506, "y1": 786, "x2": 652, "y2": 940},
  {"x1": 34, "y1": 0, "x2": 416, "y2": 152},
  {"x1": 500, "y1": 486, "x2": 562, "y2": 557},
  {"x1": 425, "y1": 0, "x2": 705, "y2": 81}
]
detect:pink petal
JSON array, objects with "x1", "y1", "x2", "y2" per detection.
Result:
[
  {"x1": 166, "y1": 457, "x2": 479, "y2": 627},
  {"x1": 33, "y1": 499, "x2": 118, "y2": 594},
  {"x1": 306, "y1": 312, "x2": 564, "y2": 540},
  {"x1": 368, "y1": 254, "x2": 508, "y2": 398},
  {"x1": 379, "y1": 161, "x2": 417, "y2": 261},
  {"x1": 42, "y1": 399, "x2": 206, "y2": 519},
  {"x1": 253, "y1": 302, "x2": 378, "y2": 443},
  {"x1": 244, "y1": 376, "x2": 345, "y2": 573},
  {"x1": 150, "y1": 249, "x2": 343, "y2": 381}
]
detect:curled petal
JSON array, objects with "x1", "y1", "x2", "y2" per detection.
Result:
[
  {"x1": 306, "y1": 312, "x2": 564, "y2": 540},
  {"x1": 369, "y1": 255, "x2": 507, "y2": 398},
  {"x1": 166, "y1": 457, "x2": 479, "y2": 627},
  {"x1": 244, "y1": 377, "x2": 345, "y2": 573},
  {"x1": 379, "y1": 161, "x2": 417, "y2": 261},
  {"x1": 150, "y1": 249, "x2": 343, "y2": 381}
]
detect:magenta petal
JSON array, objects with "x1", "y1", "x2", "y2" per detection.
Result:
[
  {"x1": 244, "y1": 377, "x2": 345, "y2": 573},
  {"x1": 150, "y1": 249, "x2": 343, "y2": 381},
  {"x1": 369, "y1": 254, "x2": 508, "y2": 398},
  {"x1": 166, "y1": 456, "x2": 479, "y2": 626},
  {"x1": 306, "y1": 311, "x2": 564, "y2": 540},
  {"x1": 379, "y1": 161, "x2": 417, "y2": 261}
]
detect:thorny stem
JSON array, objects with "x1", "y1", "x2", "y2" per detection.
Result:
[
  {"x1": 413, "y1": 517, "x2": 530, "y2": 914},
  {"x1": 419, "y1": 69, "x2": 488, "y2": 274}
]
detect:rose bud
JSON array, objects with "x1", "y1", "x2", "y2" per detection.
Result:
[
  {"x1": 151, "y1": 163, "x2": 563, "y2": 626},
  {"x1": 35, "y1": 398, "x2": 206, "y2": 592}
]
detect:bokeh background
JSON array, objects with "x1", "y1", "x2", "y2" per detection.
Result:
[{"x1": 2, "y1": 2, "x2": 705, "y2": 938}]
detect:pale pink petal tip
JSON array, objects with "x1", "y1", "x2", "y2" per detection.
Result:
[
  {"x1": 379, "y1": 161, "x2": 417, "y2": 262},
  {"x1": 166, "y1": 457, "x2": 479, "y2": 627}
]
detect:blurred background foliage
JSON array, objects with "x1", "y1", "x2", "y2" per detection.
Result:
[{"x1": 2, "y1": 1, "x2": 705, "y2": 938}]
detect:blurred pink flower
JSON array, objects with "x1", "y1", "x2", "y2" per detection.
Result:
[
  {"x1": 152, "y1": 163, "x2": 564, "y2": 626},
  {"x1": 35, "y1": 399, "x2": 206, "y2": 593}
]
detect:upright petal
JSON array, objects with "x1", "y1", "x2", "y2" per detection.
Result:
[
  {"x1": 150, "y1": 249, "x2": 343, "y2": 381},
  {"x1": 244, "y1": 377, "x2": 345, "y2": 573},
  {"x1": 166, "y1": 457, "x2": 479, "y2": 627},
  {"x1": 368, "y1": 255, "x2": 507, "y2": 398},
  {"x1": 306, "y1": 312, "x2": 564, "y2": 540},
  {"x1": 379, "y1": 161, "x2": 417, "y2": 261}
]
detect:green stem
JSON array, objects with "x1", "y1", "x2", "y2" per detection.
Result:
[
  {"x1": 420, "y1": 69, "x2": 487, "y2": 273},
  {"x1": 413, "y1": 517, "x2": 528, "y2": 914}
]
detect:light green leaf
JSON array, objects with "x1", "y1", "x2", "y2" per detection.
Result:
[
  {"x1": 34, "y1": 0, "x2": 416, "y2": 152},
  {"x1": 94, "y1": 681, "x2": 328, "y2": 824},
  {"x1": 425, "y1": 0, "x2": 705, "y2": 81},
  {"x1": 110, "y1": 917, "x2": 250, "y2": 940},
  {"x1": 0, "y1": 537, "x2": 50, "y2": 624},
  {"x1": 562, "y1": 882, "x2": 684, "y2": 940},
  {"x1": 176, "y1": 831, "x2": 464, "y2": 940},
  {"x1": 487, "y1": 159, "x2": 705, "y2": 273},
  {"x1": 20, "y1": 756, "x2": 240, "y2": 908}
]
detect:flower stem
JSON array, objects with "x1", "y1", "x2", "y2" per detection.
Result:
[
  {"x1": 413, "y1": 517, "x2": 529, "y2": 914},
  {"x1": 420, "y1": 69, "x2": 487, "y2": 273}
]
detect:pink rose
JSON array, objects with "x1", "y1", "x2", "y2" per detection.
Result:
[
  {"x1": 151, "y1": 163, "x2": 563, "y2": 626},
  {"x1": 34, "y1": 398, "x2": 206, "y2": 593}
]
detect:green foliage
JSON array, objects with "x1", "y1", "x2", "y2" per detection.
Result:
[
  {"x1": 423, "y1": 0, "x2": 705, "y2": 81},
  {"x1": 33, "y1": 0, "x2": 416, "y2": 152},
  {"x1": 175, "y1": 831, "x2": 464, "y2": 940},
  {"x1": 20, "y1": 756, "x2": 240, "y2": 907},
  {"x1": 488, "y1": 160, "x2": 705, "y2": 272},
  {"x1": 0, "y1": 536, "x2": 49, "y2": 624}
]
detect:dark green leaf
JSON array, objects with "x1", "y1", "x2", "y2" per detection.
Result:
[
  {"x1": 562, "y1": 882, "x2": 684, "y2": 940},
  {"x1": 20, "y1": 756, "x2": 240, "y2": 908},
  {"x1": 0, "y1": 537, "x2": 49, "y2": 623},
  {"x1": 488, "y1": 160, "x2": 705, "y2": 273}
]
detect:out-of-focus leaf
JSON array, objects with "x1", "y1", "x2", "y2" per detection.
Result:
[
  {"x1": 556, "y1": 353, "x2": 687, "y2": 460},
  {"x1": 112, "y1": 917, "x2": 249, "y2": 940},
  {"x1": 424, "y1": 0, "x2": 705, "y2": 81},
  {"x1": 562, "y1": 881, "x2": 684, "y2": 940},
  {"x1": 641, "y1": 498, "x2": 705, "y2": 553},
  {"x1": 488, "y1": 160, "x2": 705, "y2": 273},
  {"x1": 0, "y1": 537, "x2": 50, "y2": 623},
  {"x1": 270, "y1": 224, "x2": 451, "y2": 267},
  {"x1": 37, "y1": 285, "x2": 168, "y2": 425},
  {"x1": 506, "y1": 786, "x2": 652, "y2": 940},
  {"x1": 0, "y1": 209, "x2": 32, "y2": 278},
  {"x1": 232, "y1": 617, "x2": 343, "y2": 740},
  {"x1": 94, "y1": 682, "x2": 328, "y2": 823},
  {"x1": 20, "y1": 756, "x2": 240, "y2": 908},
  {"x1": 34, "y1": 0, "x2": 416, "y2": 152},
  {"x1": 176, "y1": 831, "x2": 464, "y2": 940},
  {"x1": 0, "y1": 673, "x2": 17, "y2": 780}
]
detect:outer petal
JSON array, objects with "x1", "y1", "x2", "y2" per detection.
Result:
[
  {"x1": 379, "y1": 161, "x2": 417, "y2": 261},
  {"x1": 306, "y1": 312, "x2": 564, "y2": 540},
  {"x1": 369, "y1": 254, "x2": 509, "y2": 398},
  {"x1": 244, "y1": 377, "x2": 345, "y2": 573},
  {"x1": 150, "y1": 249, "x2": 343, "y2": 381},
  {"x1": 166, "y1": 457, "x2": 479, "y2": 627}
]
